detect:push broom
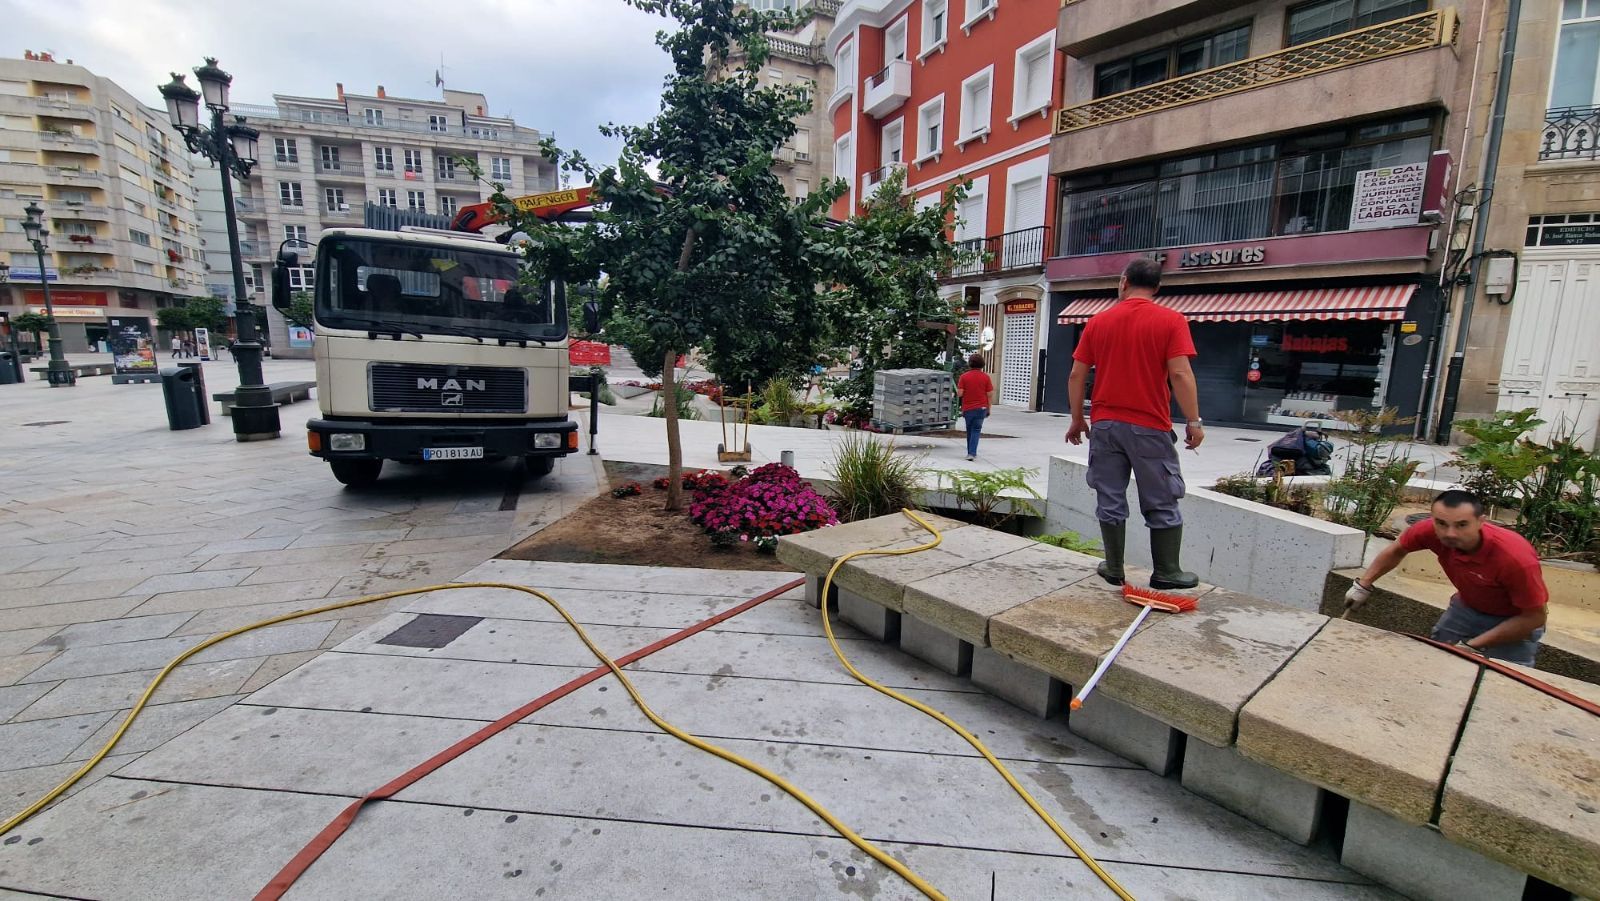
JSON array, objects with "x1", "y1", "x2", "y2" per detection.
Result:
[{"x1": 1069, "y1": 584, "x2": 1199, "y2": 711}]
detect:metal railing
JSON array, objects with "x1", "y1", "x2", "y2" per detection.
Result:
[
  {"x1": 860, "y1": 162, "x2": 906, "y2": 194},
  {"x1": 43, "y1": 166, "x2": 104, "y2": 182},
  {"x1": 1540, "y1": 105, "x2": 1600, "y2": 162},
  {"x1": 1055, "y1": 9, "x2": 1457, "y2": 134},
  {"x1": 944, "y1": 226, "x2": 1051, "y2": 280}
]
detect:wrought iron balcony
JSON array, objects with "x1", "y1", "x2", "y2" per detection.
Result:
[
  {"x1": 1055, "y1": 9, "x2": 1457, "y2": 134},
  {"x1": 943, "y1": 226, "x2": 1050, "y2": 281},
  {"x1": 1541, "y1": 106, "x2": 1600, "y2": 162}
]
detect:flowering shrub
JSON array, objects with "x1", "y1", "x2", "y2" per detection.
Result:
[
  {"x1": 654, "y1": 470, "x2": 730, "y2": 492},
  {"x1": 823, "y1": 408, "x2": 880, "y2": 431},
  {"x1": 610, "y1": 482, "x2": 644, "y2": 498},
  {"x1": 684, "y1": 379, "x2": 725, "y2": 404},
  {"x1": 753, "y1": 535, "x2": 778, "y2": 555},
  {"x1": 688, "y1": 463, "x2": 837, "y2": 545}
]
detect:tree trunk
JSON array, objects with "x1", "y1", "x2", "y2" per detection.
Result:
[{"x1": 662, "y1": 344, "x2": 684, "y2": 512}]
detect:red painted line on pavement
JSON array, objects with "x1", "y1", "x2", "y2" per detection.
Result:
[{"x1": 255, "y1": 576, "x2": 805, "y2": 900}]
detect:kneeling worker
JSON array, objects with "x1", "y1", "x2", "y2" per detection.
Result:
[{"x1": 1345, "y1": 489, "x2": 1548, "y2": 665}]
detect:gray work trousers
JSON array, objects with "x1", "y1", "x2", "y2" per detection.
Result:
[
  {"x1": 1085, "y1": 419, "x2": 1185, "y2": 528},
  {"x1": 1430, "y1": 596, "x2": 1544, "y2": 666}
]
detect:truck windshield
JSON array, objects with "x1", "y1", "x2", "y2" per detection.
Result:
[{"x1": 316, "y1": 237, "x2": 566, "y2": 341}]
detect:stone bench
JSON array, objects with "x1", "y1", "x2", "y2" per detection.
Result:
[
  {"x1": 777, "y1": 515, "x2": 1600, "y2": 900},
  {"x1": 212, "y1": 381, "x2": 315, "y2": 416},
  {"x1": 28, "y1": 362, "x2": 115, "y2": 378}
]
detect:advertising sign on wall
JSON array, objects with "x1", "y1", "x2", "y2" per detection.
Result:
[
  {"x1": 107, "y1": 317, "x2": 156, "y2": 375},
  {"x1": 1349, "y1": 163, "x2": 1427, "y2": 231},
  {"x1": 194, "y1": 327, "x2": 213, "y2": 361},
  {"x1": 288, "y1": 326, "x2": 314, "y2": 349}
]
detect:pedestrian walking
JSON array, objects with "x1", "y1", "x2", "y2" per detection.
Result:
[
  {"x1": 957, "y1": 353, "x2": 992, "y2": 461},
  {"x1": 170, "y1": 335, "x2": 183, "y2": 359},
  {"x1": 1065, "y1": 258, "x2": 1204, "y2": 589},
  {"x1": 1344, "y1": 490, "x2": 1548, "y2": 665}
]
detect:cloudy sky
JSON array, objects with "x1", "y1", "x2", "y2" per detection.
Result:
[{"x1": 4, "y1": 0, "x2": 675, "y2": 166}]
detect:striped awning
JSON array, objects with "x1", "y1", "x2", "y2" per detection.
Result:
[{"x1": 1056, "y1": 284, "x2": 1418, "y2": 325}]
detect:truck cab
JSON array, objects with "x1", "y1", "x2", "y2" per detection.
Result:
[{"x1": 273, "y1": 226, "x2": 577, "y2": 487}]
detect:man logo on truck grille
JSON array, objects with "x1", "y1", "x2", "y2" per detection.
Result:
[
  {"x1": 441, "y1": 393, "x2": 464, "y2": 406},
  {"x1": 417, "y1": 378, "x2": 486, "y2": 391}
]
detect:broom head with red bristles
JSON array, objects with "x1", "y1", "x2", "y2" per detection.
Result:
[{"x1": 1120, "y1": 583, "x2": 1199, "y2": 614}]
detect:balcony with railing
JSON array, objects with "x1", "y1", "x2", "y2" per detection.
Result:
[
  {"x1": 1541, "y1": 106, "x2": 1600, "y2": 163},
  {"x1": 863, "y1": 60, "x2": 912, "y2": 119},
  {"x1": 42, "y1": 165, "x2": 105, "y2": 184},
  {"x1": 38, "y1": 130, "x2": 99, "y2": 153},
  {"x1": 1053, "y1": 10, "x2": 1459, "y2": 172},
  {"x1": 860, "y1": 162, "x2": 906, "y2": 195},
  {"x1": 22, "y1": 95, "x2": 95, "y2": 119},
  {"x1": 942, "y1": 226, "x2": 1051, "y2": 281},
  {"x1": 317, "y1": 162, "x2": 365, "y2": 182},
  {"x1": 228, "y1": 103, "x2": 542, "y2": 145}
]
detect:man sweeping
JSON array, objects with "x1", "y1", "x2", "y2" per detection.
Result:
[
  {"x1": 1065, "y1": 258, "x2": 1204, "y2": 589},
  {"x1": 1345, "y1": 489, "x2": 1549, "y2": 665}
]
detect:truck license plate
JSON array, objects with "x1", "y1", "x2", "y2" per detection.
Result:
[{"x1": 422, "y1": 447, "x2": 484, "y2": 461}]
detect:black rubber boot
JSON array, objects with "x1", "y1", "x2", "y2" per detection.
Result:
[
  {"x1": 1149, "y1": 526, "x2": 1199, "y2": 590},
  {"x1": 1096, "y1": 521, "x2": 1125, "y2": 586}
]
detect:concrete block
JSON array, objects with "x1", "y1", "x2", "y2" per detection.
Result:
[
  {"x1": 837, "y1": 586, "x2": 899, "y2": 643},
  {"x1": 774, "y1": 513, "x2": 969, "y2": 576},
  {"x1": 832, "y1": 525, "x2": 1035, "y2": 611},
  {"x1": 988, "y1": 578, "x2": 1167, "y2": 689},
  {"x1": 1182, "y1": 737, "x2": 1323, "y2": 845},
  {"x1": 901, "y1": 542, "x2": 1095, "y2": 646},
  {"x1": 899, "y1": 614, "x2": 972, "y2": 676},
  {"x1": 970, "y1": 646, "x2": 1063, "y2": 718},
  {"x1": 1237, "y1": 619, "x2": 1479, "y2": 824},
  {"x1": 802, "y1": 572, "x2": 835, "y2": 610},
  {"x1": 1439, "y1": 668, "x2": 1600, "y2": 897},
  {"x1": 1096, "y1": 589, "x2": 1327, "y2": 747},
  {"x1": 1068, "y1": 693, "x2": 1182, "y2": 776},
  {"x1": 1342, "y1": 801, "x2": 1526, "y2": 901}
]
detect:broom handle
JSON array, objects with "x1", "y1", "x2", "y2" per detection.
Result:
[{"x1": 1071, "y1": 604, "x2": 1153, "y2": 711}]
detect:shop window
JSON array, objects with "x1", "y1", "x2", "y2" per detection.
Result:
[
  {"x1": 1242, "y1": 320, "x2": 1393, "y2": 427},
  {"x1": 1093, "y1": 24, "x2": 1251, "y2": 97},
  {"x1": 1286, "y1": 0, "x2": 1428, "y2": 47},
  {"x1": 1274, "y1": 134, "x2": 1431, "y2": 234}
]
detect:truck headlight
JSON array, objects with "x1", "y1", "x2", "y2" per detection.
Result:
[
  {"x1": 329, "y1": 433, "x2": 366, "y2": 451},
  {"x1": 533, "y1": 433, "x2": 562, "y2": 449}
]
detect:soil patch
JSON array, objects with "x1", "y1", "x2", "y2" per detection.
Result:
[{"x1": 501, "y1": 490, "x2": 797, "y2": 572}]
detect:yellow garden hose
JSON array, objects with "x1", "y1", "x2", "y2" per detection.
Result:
[{"x1": 820, "y1": 509, "x2": 1136, "y2": 901}]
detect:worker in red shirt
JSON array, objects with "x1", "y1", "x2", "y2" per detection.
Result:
[
  {"x1": 1345, "y1": 489, "x2": 1549, "y2": 665},
  {"x1": 956, "y1": 353, "x2": 993, "y2": 461},
  {"x1": 1065, "y1": 258, "x2": 1204, "y2": 589}
]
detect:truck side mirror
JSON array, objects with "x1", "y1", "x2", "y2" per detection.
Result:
[
  {"x1": 582, "y1": 300, "x2": 600, "y2": 334},
  {"x1": 271, "y1": 251, "x2": 297, "y2": 311}
]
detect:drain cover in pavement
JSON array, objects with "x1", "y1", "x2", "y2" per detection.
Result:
[{"x1": 377, "y1": 614, "x2": 484, "y2": 649}]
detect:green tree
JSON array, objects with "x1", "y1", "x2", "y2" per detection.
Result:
[
  {"x1": 479, "y1": 0, "x2": 843, "y2": 511},
  {"x1": 183, "y1": 296, "x2": 232, "y2": 335},
  {"x1": 154, "y1": 307, "x2": 191, "y2": 334},
  {"x1": 284, "y1": 291, "x2": 316, "y2": 329},
  {"x1": 11, "y1": 311, "x2": 53, "y2": 346}
]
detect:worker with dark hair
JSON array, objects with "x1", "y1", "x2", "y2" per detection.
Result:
[
  {"x1": 957, "y1": 353, "x2": 993, "y2": 461},
  {"x1": 1066, "y1": 257, "x2": 1204, "y2": 589},
  {"x1": 1345, "y1": 489, "x2": 1549, "y2": 665}
]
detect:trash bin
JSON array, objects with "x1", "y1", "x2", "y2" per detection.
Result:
[
  {"x1": 160, "y1": 366, "x2": 205, "y2": 431},
  {"x1": 176, "y1": 361, "x2": 211, "y2": 425},
  {"x1": 0, "y1": 352, "x2": 17, "y2": 385}
]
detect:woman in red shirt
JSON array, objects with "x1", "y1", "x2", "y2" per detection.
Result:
[{"x1": 956, "y1": 354, "x2": 993, "y2": 461}]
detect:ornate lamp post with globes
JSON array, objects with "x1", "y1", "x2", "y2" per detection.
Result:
[
  {"x1": 159, "y1": 58, "x2": 279, "y2": 440},
  {"x1": 19, "y1": 201, "x2": 75, "y2": 386}
]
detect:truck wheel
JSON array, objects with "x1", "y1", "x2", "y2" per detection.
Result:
[
  {"x1": 330, "y1": 459, "x2": 383, "y2": 488},
  {"x1": 525, "y1": 456, "x2": 555, "y2": 479}
]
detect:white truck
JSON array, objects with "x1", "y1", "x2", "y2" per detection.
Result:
[{"x1": 270, "y1": 226, "x2": 579, "y2": 487}]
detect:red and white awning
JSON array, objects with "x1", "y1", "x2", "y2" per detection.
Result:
[{"x1": 1056, "y1": 284, "x2": 1417, "y2": 325}]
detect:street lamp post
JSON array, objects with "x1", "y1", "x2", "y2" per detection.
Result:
[
  {"x1": 18, "y1": 202, "x2": 75, "y2": 387},
  {"x1": 159, "y1": 59, "x2": 279, "y2": 441}
]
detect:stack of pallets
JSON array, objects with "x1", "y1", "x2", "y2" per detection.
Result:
[{"x1": 871, "y1": 368, "x2": 954, "y2": 433}]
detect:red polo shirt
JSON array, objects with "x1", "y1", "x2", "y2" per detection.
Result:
[
  {"x1": 1072, "y1": 297, "x2": 1197, "y2": 431},
  {"x1": 1399, "y1": 520, "x2": 1548, "y2": 616},
  {"x1": 957, "y1": 369, "x2": 993, "y2": 412}
]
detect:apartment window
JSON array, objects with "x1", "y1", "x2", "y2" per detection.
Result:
[
  {"x1": 284, "y1": 225, "x2": 307, "y2": 244},
  {"x1": 439, "y1": 195, "x2": 458, "y2": 217},
  {"x1": 885, "y1": 18, "x2": 908, "y2": 66},
  {"x1": 963, "y1": 0, "x2": 996, "y2": 27},
  {"x1": 246, "y1": 264, "x2": 263, "y2": 294},
  {"x1": 1013, "y1": 33, "x2": 1054, "y2": 118},
  {"x1": 437, "y1": 155, "x2": 457, "y2": 179},
  {"x1": 959, "y1": 69, "x2": 993, "y2": 141},
  {"x1": 288, "y1": 266, "x2": 315, "y2": 290},
  {"x1": 795, "y1": 179, "x2": 810, "y2": 199},
  {"x1": 923, "y1": 0, "x2": 948, "y2": 51},
  {"x1": 274, "y1": 138, "x2": 298, "y2": 163},
  {"x1": 374, "y1": 147, "x2": 394, "y2": 171},
  {"x1": 407, "y1": 190, "x2": 427, "y2": 212},
  {"x1": 836, "y1": 45, "x2": 856, "y2": 93},
  {"x1": 134, "y1": 261, "x2": 154, "y2": 275},
  {"x1": 793, "y1": 129, "x2": 811, "y2": 161},
  {"x1": 320, "y1": 145, "x2": 341, "y2": 170},
  {"x1": 119, "y1": 166, "x2": 143, "y2": 188},
  {"x1": 1553, "y1": 0, "x2": 1600, "y2": 107},
  {"x1": 956, "y1": 187, "x2": 987, "y2": 242},
  {"x1": 1287, "y1": 0, "x2": 1426, "y2": 46},
  {"x1": 403, "y1": 149, "x2": 424, "y2": 174},
  {"x1": 834, "y1": 134, "x2": 853, "y2": 185},
  {"x1": 882, "y1": 119, "x2": 905, "y2": 168},
  {"x1": 378, "y1": 188, "x2": 397, "y2": 208},
  {"x1": 1094, "y1": 24, "x2": 1251, "y2": 97},
  {"x1": 279, "y1": 181, "x2": 303, "y2": 206},
  {"x1": 917, "y1": 96, "x2": 945, "y2": 160},
  {"x1": 428, "y1": 114, "x2": 449, "y2": 132},
  {"x1": 364, "y1": 108, "x2": 383, "y2": 125},
  {"x1": 491, "y1": 157, "x2": 512, "y2": 180},
  {"x1": 129, "y1": 229, "x2": 151, "y2": 246},
  {"x1": 325, "y1": 187, "x2": 346, "y2": 211},
  {"x1": 125, "y1": 199, "x2": 146, "y2": 216}
]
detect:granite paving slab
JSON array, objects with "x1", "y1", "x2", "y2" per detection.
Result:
[
  {"x1": 26, "y1": 612, "x2": 195, "y2": 653},
  {"x1": 989, "y1": 577, "x2": 1180, "y2": 688},
  {"x1": 396, "y1": 584, "x2": 816, "y2": 636},
  {"x1": 773, "y1": 513, "x2": 971, "y2": 576},
  {"x1": 0, "y1": 684, "x2": 54, "y2": 722},
  {"x1": 1237, "y1": 619, "x2": 1479, "y2": 824},
  {"x1": 64, "y1": 695, "x2": 243, "y2": 761},
  {"x1": 12, "y1": 658, "x2": 258, "y2": 722},
  {"x1": 20, "y1": 621, "x2": 333, "y2": 684},
  {"x1": 832, "y1": 527, "x2": 1039, "y2": 611},
  {"x1": 0, "y1": 712, "x2": 116, "y2": 772},
  {"x1": 458, "y1": 558, "x2": 800, "y2": 599},
  {"x1": 901, "y1": 541, "x2": 1098, "y2": 646}
]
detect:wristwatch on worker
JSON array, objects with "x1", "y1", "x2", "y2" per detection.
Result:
[{"x1": 1187, "y1": 419, "x2": 1204, "y2": 427}]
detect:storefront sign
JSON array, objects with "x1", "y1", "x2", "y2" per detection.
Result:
[
  {"x1": 1283, "y1": 334, "x2": 1351, "y2": 354},
  {"x1": 569, "y1": 340, "x2": 612, "y2": 366},
  {"x1": 27, "y1": 306, "x2": 102, "y2": 318},
  {"x1": 1177, "y1": 245, "x2": 1266, "y2": 268},
  {"x1": 1350, "y1": 163, "x2": 1426, "y2": 231},
  {"x1": 288, "y1": 326, "x2": 314, "y2": 349},
  {"x1": 1530, "y1": 223, "x2": 1600, "y2": 246},
  {"x1": 23, "y1": 289, "x2": 107, "y2": 306},
  {"x1": 107, "y1": 317, "x2": 156, "y2": 375},
  {"x1": 7, "y1": 267, "x2": 58, "y2": 282},
  {"x1": 1003, "y1": 300, "x2": 1037, "y2": 315},
  {"x1": 1046, "y1": 227, "x2": 1434, "y2": 283},
  {"x1": 194, "y1": 327, "x2": 213, "y2": 360},
  {"x1": 1422, "y1": 151, "x2": 1453, "y2": 219}
]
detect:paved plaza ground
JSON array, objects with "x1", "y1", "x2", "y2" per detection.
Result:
[{"x1": 0, "y1": 357, "x2": 1402, "y2": 898}]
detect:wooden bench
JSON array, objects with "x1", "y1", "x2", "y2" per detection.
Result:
[
  {"x1": 28, "y1": 362, "x2": 115, "y2": 378},
  {"x1": 212, "y1": 380, "x2": 315, "y2": 416}
]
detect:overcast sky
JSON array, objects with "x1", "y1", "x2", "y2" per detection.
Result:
[{"x1": 4, "y1": 0, "x2": 675, "y2": 167}]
